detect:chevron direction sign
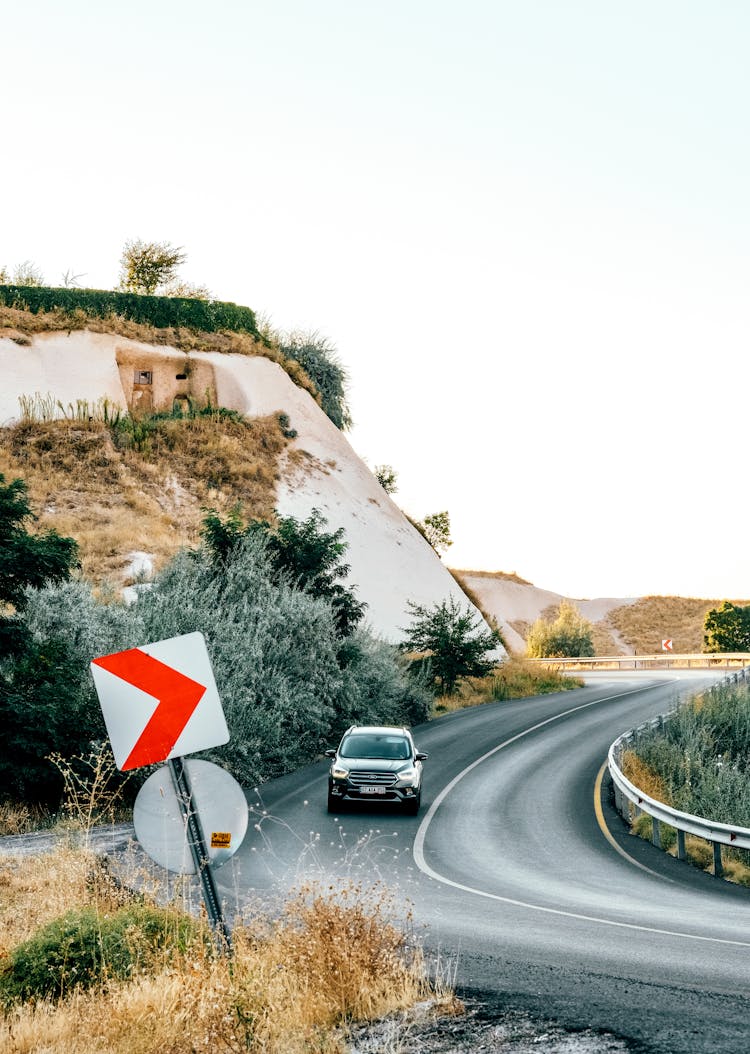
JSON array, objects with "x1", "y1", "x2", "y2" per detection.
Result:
[{"x1": 91, "y1": 632, "x2": 229, "y2": 771}]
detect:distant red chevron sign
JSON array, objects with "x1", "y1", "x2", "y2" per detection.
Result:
[{"x1": 91, "y1": 632, "x2": 228, "y2": 771}]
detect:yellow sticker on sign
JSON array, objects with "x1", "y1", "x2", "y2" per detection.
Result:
[{"x1": 211, "y1": 831, "x2": 231, "y2": 848}]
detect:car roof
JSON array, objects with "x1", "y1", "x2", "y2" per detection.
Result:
[{"x1": 342, "y1": 725, "x2": 411, "y2": 737}]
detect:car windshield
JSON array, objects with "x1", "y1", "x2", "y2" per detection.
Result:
[{"x1": 339, "y1": 734, "x2": 411, "y2": 760}]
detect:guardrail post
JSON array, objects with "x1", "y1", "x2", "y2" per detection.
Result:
[
  {"x1": 713, "y1": 841, "x2": 723, "y2": 878},
  {"x1": 652, "y1": 818, "x2": 662, "y2": 849},
  {"x1": 677, "y1": 829, "x2": 686, "y2": 861}
]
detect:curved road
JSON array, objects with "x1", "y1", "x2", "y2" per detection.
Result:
[{"x1": 221, "y1": 672, "x2": 750, "y2": 1052}]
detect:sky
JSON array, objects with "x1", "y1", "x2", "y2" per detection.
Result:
[{"x1": 3, "y1": 1, "x2": 749, "y2": 599}]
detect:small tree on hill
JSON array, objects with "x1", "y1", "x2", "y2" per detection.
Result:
[
  {"x1": 703, "y1": 601, "x2": 750, "y2": 653},
  {"x1": 421, "y1": 511, "x2": 452, "y2": 554},
  {"x1": 525, "y1": 600, "x2": 595, "y2": 658},
  {"x1": 410, "y1": 510, "x2": 453, "y2": 556},
  {"x1": 401, "y1": 596, "x2": 500, "y2": 695},
  {"x1": 374, "y1": 464, "x2": 398, "y2": 495},
  {"x1": 11, "y1": 260, "x2": 45, "y2": 287},
  {"x1": 118, "y1": 239, "x2": 186, "y2": 295},
  {"x1": 161, "y1": 279, "x2": 212, "y2": 300}
]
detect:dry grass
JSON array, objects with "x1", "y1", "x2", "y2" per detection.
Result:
[
  {"x1": 432, "y1": 658, "x2": 581, "y2": 715},
  {"x1": 0, "y1": 852, "x2": 437, "y2": 1054},
  {"x1": 620, "y1": 750, "x2": 670, "y2": 804},
  {"x1": 451, "y1": 568, "x2": 533, "y2": 586},
  {"x1": 0, "y1": 803, "x2": 53, "y2": 838},
  {"x1": 508, "y1": 618, "x2": 530, "y2": 645},
  {"x1": 0, "y1": 305, "x2": 320, "y2": 403},
  {"x1": 625, "y1": 767, "x2": 750, "y2": 887},
  {"x1": 630, "y1": 821, "x2": 750, "y2": 886},
  {"x1": 0, "y1": 414, "x2": 290, "y2": 582},
  {"x1": 591, "y1": 621, "x2": 621, "y2": 656},
  {"x1": 608, "y1": 595, "x2": 750, "y2": 654},
  {"x1": 0, "y1": 848, "x2": 118, "y2": 956}
]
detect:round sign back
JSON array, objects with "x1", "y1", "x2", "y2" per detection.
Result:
[{"x1": 134, "y1": 759, "x2": 248, "y2": 874}]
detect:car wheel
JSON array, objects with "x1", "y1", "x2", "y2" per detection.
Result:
[
  {"x1": 404, "y1": 792, "x2": 421, "y2": 816},
  {"x1": 327, "y1": 791, "x2": 336, "y2": 813}
]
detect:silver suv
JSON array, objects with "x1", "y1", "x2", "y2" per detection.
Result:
[{"x1": 325, "y1": 725, "x2": 428, "y2": 815}]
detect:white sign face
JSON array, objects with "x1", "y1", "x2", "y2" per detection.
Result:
[
  {"x1": 90, "y1": 631, "x2": 229, "y2": 771},
  {"x1": 662, "y1": 638, "x2": 673, "y2": 652}
]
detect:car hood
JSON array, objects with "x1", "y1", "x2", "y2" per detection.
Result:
[{"x1": 336, "y1": 758, "x2": 411, "y2": 773}]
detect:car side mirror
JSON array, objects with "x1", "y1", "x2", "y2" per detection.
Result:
[
  {"x1": 324, "y1": 749, "x2": 336, "y2": 758},
  {"x1": 415, "y1": 752, "x2": 428, "y2": 761}
]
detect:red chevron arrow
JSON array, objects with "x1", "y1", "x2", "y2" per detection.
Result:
[{"x1": 91, "y1": 648, "x2": 207, "y2": 770}]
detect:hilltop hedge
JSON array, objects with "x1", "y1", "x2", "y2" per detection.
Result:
[{"x1": 0, "y1": 285, "x2": 263, "y2": 339}]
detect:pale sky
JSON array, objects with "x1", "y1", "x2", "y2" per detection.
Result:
[{"x1": 4, "y1": 2, "x2": 749, "y2": 599}]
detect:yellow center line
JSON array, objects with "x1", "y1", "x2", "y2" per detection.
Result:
[{"x1": 594, "y1": 761, "x2": 674, "y2": 882}]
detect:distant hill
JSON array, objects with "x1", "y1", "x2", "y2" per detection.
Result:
[{"x1": 454, "y1": 570, "x2": 745, "y2": 656}]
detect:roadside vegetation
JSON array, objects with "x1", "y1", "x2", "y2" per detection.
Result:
[
  {"x1": 621, "y1": 678, "x2": 750, "y2": 885},
  {"x1": 0, "y1": 845, "x2": 445, "y2": 1053},
  {"x1": 395, "y1": 595, "x2": 583, "y2": 707},
  {"x1": 431, "y1": 657, "x2": 581, "y2": 716}
]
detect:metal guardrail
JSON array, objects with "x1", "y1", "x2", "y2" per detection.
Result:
[
  {"x1": 531, "y1": 653, "x2": 750, "y2": 671},
  {"x1": 607, "y1": 667, "x2": 750, "y2": 878}
]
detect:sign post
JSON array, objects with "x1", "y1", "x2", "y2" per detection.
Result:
[
  {"x1": 91, "y1": 632, "x2": 239, "y2": 952},
  {"x1": 168, "y1": 757, "x2": 232, "y2": 950}
]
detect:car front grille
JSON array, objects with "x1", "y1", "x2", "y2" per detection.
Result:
[{"x1": 348, "y1": 770, "x2": 398, "y2": 787}]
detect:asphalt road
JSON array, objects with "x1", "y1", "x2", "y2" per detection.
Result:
[{"x1": 220, "y1": 672, "x2": 750, "y2": 1053}]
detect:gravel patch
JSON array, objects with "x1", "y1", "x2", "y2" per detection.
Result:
[{"x1": 348, "y1": 998, "x2": 634, "y2": 1053}]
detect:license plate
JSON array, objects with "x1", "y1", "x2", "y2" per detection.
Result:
[{"x1": 361, "y1": 786, "x2": 386, "y2": 795}]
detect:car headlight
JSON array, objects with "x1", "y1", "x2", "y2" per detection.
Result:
[
  {"x1": 331, "y1": 765, "x2": 350, "y2": 780},
  {"x1": 396, "y1": 765, "x2": 417, "y2": 783}
]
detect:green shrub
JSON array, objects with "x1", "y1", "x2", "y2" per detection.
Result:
[
  {"x1": 0, "y1": 903, "x2": 205, "y2": 1005},
  {"x1": 280, "y1": 332, "x2": 352, "y2": 430},
  {"x1": 525, "y1": 600, "x2": 595, "y2": 658},
  {"x1": 401, "y1": 597, "x2": 501, "y2": 696},
  {"x1": 0, "y1": 284, "x2": 262, "y2": 340}
]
